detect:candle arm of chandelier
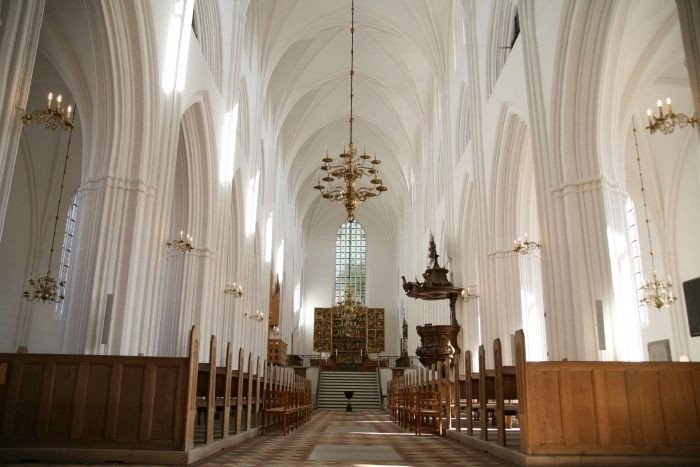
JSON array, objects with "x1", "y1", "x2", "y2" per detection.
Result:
[{"x1": 645, "y1": 98, "x2": 697, "y2": 135}]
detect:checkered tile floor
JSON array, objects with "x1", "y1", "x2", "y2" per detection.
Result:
[{"x1": 195, "y1": 409, "x2": 511, "y2": 466}]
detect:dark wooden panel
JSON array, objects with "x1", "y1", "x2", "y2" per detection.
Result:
[
  {"x1": 14, "y1": 363, "x2": 44, "y2": 438},
  {"x1": 659, "y1": 369, "x2": 700, "y2": 446},
  {"x1": 138, "y1": 364, "x2": 157, "y2": 441},
  {"x1": 597, "y1": 369, "x2": 632, "y2": 446},
  {"x1": 116, "y1": 365, "x2": 144, "y2": 440},
  {"x1": 0, "y1": 363, "x2": 7, "y2": 424},
  {"x1": 83, "y1": 364, "x2": 111, "y2": 440},
  {"x1": 70, "y1": 362, "x2": 90, "y2": 439},
  {"x1": 151, "y1": 367, "x2": 178, "y2": 441},
  {"x1": 0, "y1": 349, "x2": 193, "y2": 451},
  {"x1": 632, "y1": 369, "x2": 666, "y2": 445},
  {"x1": 48, "y1": 363, "x2": 78, "y2": 439}
]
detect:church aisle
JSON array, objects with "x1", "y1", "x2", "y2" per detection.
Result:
[{"x1": 195, "y1": 409, "x2": 510, "y2": 466}]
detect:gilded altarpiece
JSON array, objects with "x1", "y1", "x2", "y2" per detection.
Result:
[{"x1": 313, "y1": 307, "x2": 384, "y2": 362}]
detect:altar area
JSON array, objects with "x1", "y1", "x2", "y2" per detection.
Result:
[{"x1": 313, "y1": 289, "x2": 385, "y2": 368}]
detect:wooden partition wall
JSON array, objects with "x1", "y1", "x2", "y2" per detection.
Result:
[
  {"x1": 0, "y1": 327, "x2": 199, "y2": 451},
  {"x1": 0, "y1": 326, "x2": 307, "y2": 463},
  {"x1": 514, "y1": 331, "x2": 700, "y2": 456}
]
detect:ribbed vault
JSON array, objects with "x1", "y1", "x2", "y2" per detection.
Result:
[{"x1": 248, "y1": 0, "x2": 451, "y2": 238}]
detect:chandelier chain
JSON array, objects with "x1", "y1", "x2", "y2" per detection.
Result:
[
  {"x1": 314, "y1": 0, "x2": 386, "y2": 222},
  {"x1": 631, "y1": 117, "x2": 655, "y2": 271},
  {"x1": 47, "y1": 106, "x2": 77, "y2": 273},
  {"x1": 349, "y1": 0, "x2": 355, "y2": 145}
]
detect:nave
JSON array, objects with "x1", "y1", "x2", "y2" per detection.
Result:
[{"x1": 195, "y1": 409, "x2": 507, "y2": 466}]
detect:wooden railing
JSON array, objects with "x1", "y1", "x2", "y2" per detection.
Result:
[{"x1": 288, "y1": 354, "x2": 421, "y2": 369}]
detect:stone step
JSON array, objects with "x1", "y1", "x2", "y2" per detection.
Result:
[{"x1": 317, "y1": 371, "x2": 381, "y2": 409}]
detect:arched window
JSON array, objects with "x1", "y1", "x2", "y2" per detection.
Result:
[
  {"x1": 335, "y1": 221, "x2": 366, "y2": 304},
  {"x1": 56, "y1": 192, "x2": 80, "y2": 316},
  {"x1": 625, "y1": 197, "x2": 649, "y2": 327}
]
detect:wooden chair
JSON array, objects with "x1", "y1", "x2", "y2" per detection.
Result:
[
  {"x1": 413, "y1": 390, "x2": 443, "y2": 435},
  {"x1": 262, "y1": 389, "x2": 293, "y2": 434}
]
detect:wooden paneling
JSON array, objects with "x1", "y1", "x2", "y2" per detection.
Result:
[
  {"x1": 151, "y1": 367, "x2": 178, "y2": 441},
  {"x1": 48, "y1": 363, "x2": 77, "y2": 438},
  {"x1": 83, "y1": 364, "x2": 110, "y2": 440},
  {"x1": 521, "y1": 361, "x2": 700, "y2": 455},
  {"x1": 0, "y1": 354, "x2": 193, "y2": 451}
]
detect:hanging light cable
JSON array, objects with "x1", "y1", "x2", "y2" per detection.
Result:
[
  {"x1": 631, "y1": 117, "x2": 676, "y2": 309},
  {"x1": 23, "y1": 106, "x2": 78, "y2": 303}
]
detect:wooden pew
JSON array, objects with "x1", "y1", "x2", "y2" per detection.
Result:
[
  {"x1": 461, "y1": 350, "x2": 479, "y2": 436},
  {"x1": 478, "y1": 344, "x2": 492, "y2": 440},
  {"x1": 493, "y1": 337, "x2": 518, "y2": 446},
  {"x1": 261, "y1": 364, "x2": 312, "y2": 435}
]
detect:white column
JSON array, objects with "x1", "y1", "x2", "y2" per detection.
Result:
[
  {"x1": 676, "y1": 0, "x2": 700, "y2": 140},
  {"x1": 0, "y1": 0, "x2": 44, "y2": 239}
]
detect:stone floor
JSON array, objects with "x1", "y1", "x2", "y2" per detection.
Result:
[{"x1": 195, "y1": 409, "x2": 512, "y2": 466}]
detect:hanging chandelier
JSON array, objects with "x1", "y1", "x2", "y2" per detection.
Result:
[
  {"x1": 513, "y1": 233, "x2": 541, "y2": 255},
  {"x1": 313, "y1": 0, "x2": 387, "y2": 222},
  {"x1": 645, "y1": 97, "x2": 696, "y2": 135},
  {"x1": 22, "y1": 92, "x2": 74, "y2": 130},
  {"x1": 22, "y1": 99, "x2": 77, "y2": 303},
  {"x1": 223, "y1": 282, "x2": 244, "y2": 297},
  {"x1": 166, "y1": 230, "x2": 193, "y2": 253},
  {"x1": 632, "y1": 118, "x2": 676, "y2": 309}
]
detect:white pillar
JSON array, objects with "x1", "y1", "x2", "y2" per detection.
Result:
[
  {"x1": 676, "y1": 0, "x2": 700, "y2": 140},
  {"x1": 0, "y1": 0, "x2": 44, "y2": 239}
]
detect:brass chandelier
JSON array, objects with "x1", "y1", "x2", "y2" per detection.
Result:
[
  {"x1": 645, "y1": 97, "x2": 696, "y2": 135},
  {"x1": 313, "y1": 0, "x2": 387, "y2": 222},
  {"x1": 22, "y1": 92, "x2": 74, "y2": 130},
  {"x1": 513, "y1": 233, "x2": 541, "y2": 255},
  {"x1": 632, "y1": 118, "x2": 676, "y2": 309}
]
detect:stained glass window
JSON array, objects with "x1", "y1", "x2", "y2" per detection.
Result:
[{"x1": 335, "y1": 221, "x2": 366, "y2": 304}]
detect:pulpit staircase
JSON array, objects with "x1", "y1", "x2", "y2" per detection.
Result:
[{"x1": 317, "y1": 371, "x2": 381, "y2": 409}]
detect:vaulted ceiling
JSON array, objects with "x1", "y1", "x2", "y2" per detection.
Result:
[{"x1": 248, "y1": 0, "x2": 452, "y2": 238}]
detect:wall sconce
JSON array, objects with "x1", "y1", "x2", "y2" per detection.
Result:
[
  {"x1": 166, "y1": 230, "x2": 193, "y2": 253},
  {"x1": 646, "y1": 97, "x2": 696, "y2": 135},
  {"x1": 22, "y1": 92, "x2": 74, "y2": 130},
  {"x1": 513, "y1": 233, "x2": 541, "y2": 255},
  {"x1": 224, "y1": 282, "x2": 243, "y2": 298},
  {"x1": 461, "y1": 286, "x2": 479, "y2": 302},
  {"x1": 247, "y1": 309, "x2": 264, "y2": 322}
]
